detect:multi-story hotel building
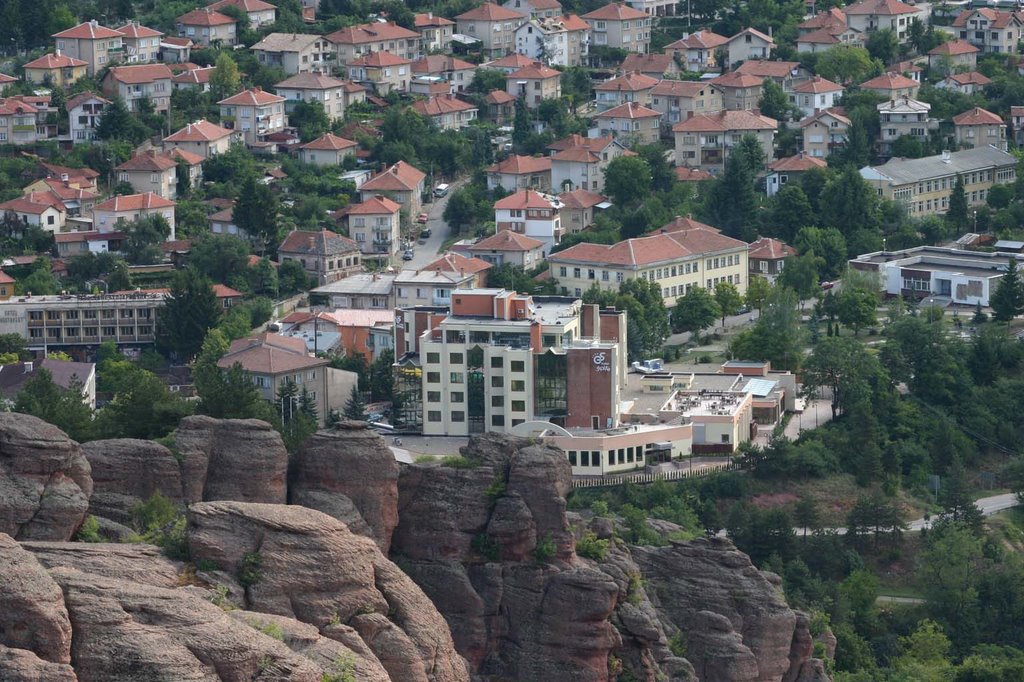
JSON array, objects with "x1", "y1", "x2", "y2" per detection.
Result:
[
  {"x1": 0, "y1": 292, "x2": 165, "y2": 352},
  {"x1": 397, "y1": 289, "x2": 628, "y2": 436}
]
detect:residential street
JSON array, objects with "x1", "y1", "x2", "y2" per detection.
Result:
[{"x1": 403, "y1": 177, "x2": 469, "y2": 271}]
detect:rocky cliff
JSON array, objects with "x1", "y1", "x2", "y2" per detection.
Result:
[{"x1": 0, "y1": 413, "x2": 831, "y2": 681}]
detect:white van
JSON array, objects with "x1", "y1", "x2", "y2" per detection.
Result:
[{"x1": 433, "y1": 183, "x2": 450, "y2": 198}]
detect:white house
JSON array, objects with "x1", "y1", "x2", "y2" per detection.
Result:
[
  {"x1": 790, "y1": 76, "x2": 843, "y2": 118},
  {"x1": 493, "y1": 189, "x2": 563, "y2": 253},
  {"x1": 66, "y1": 91, "x2": 109, "y2": 144}
]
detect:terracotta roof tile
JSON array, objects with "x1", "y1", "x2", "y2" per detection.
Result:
[
  {"x1": 456, "y1": 3, "x2": 526, "y2": 21},
  {"x1": 595, "y1": 101, "x2": 660, "y2": 119},
  {"x1": 411, "y1": 55, "x2": 475, "y2": 74},
  {"x1": 953, "y1": 106, "x2": 1003, "y2": 126},
  {"x1": 346, "y1": 195, "x2": 401, "y2": 214},
  {"x1": 325, "y1": 21, "x2": 420, "y2": 44},
  {"x1": 485, "y1": 89, "x2": 516, "y2": 104},
  {"x1": 279, "y1": 229, "x2": 359, "y2": 256},
  {"x1": 275, "y1": 73, "x2": 348, "y2": 90},
  {"x1": 415, "y1": 12, "x2": 455, "y2": 27},
  {"x1": 595, "y1": 72, "x2": 659, "y2": 92},
  {"x1": 664, "y1": 29, "x2": 728, "y2": 50},
  {"x1": 349, "y1": 50, "x2": 412, "y2": 67},
  {"x1": 582, "y1": 2, "x2": 648, "y2": 20},
  {"x1": 53, "y1": 21, "x2": 123, "y2": 39},
  {"x1": 116, "y1": 23, "x2": 164, "y2": 38},
  {"x1": 300, "y1": 132, "x2": 358, "y2": 151},
  {"x1": 792, "y1": 76, "x2": 843, "y2": 93},
  {"x1": 411, "y1": 93, "x2": 477, "y2": 116},
  {"x1": 507, "y1": 62, "x2": 560, "y2": 79},
  {"x1": 207, "y1": 0, "x2": 276, "y2": 12},
  {"x1": 176, "y1": 8, "x2": 236, "y2": 26},
  {"x1": 420, "y1": 252, "x2": 492, "y2": 275},
  {"x1": 23, "y1": 53, "x2": 88, "y2": 69},
  {"x1": 164, "y1": 119, "x2": 234, "y2": 142},
  {"x1": 929, "y1": 38, "x2": 979, "y2": 55},
  {"x1": 485, "y1": 53, "x2": 535, "y2": 69},
  {"x1": 844, "y1": 0, "x2": 919, "y2": 15},
  {"x1": 711, "y1": 71, "x2": 765, "y2": 88},
  {"x1": 116, "y1": 151, "x2": 178, "y2": 172},
  {"x1": 734, "y1": 60, "x2": 801, "y2": 79},
  {"x1": 487, "y1": 154, "x2": 552, "y2": 175},
  {"x1": 494, "y1": 189, "x2": 559, "y2": 210},
  {"x1": 558, "y1": 188, "x2": 606, "y2": 207},
  {"x1": 947, "y1": 71, "x2": 991, "y2": 86},
  {"x1": 469, "y1": 229, "x2": 545, "y2": 252},
  {"x1": 94, "y1": 192, "x2": 175, "y2": 212},
  {"x1": 768, "y1": 153, "x2": 828, "y2": 172},
  {"x1": 749, "y1": 237, "x2": 796, "y2": 260},
  {"x1": 65, "y1": 92, "x2": 110, "y2": 111},
  {"x1": 672, "y1": 109, "x2": 777, "y2": 133},
  {"x1": 106, "y1": 64, "x2": 173, "y2": 84},
  {"x1": 218, "y1": 87, "x2": 285, "y2": 106},
  {"x1": 860, "y1": 72, "x2": 918, "y2": 90},
  {"x1": 675, "y1": 167, "x2": 714, "y2": 181},
  {"x1": 360, "y1": 161, "x2": 426, "y2": 192},
  {"x1": 620, "y1": 54, "x2": 675, "y2": 75}
]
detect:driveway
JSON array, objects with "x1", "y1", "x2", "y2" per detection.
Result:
[{"x1": 404, "y1": 177, "x2": 469, "y2": 271}]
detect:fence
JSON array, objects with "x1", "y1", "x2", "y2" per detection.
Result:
[{"x1": 571, "y1": 461, "x2": 734, "y2": 489}]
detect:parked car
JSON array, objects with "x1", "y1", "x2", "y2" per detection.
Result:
[
  {"x1": 420, "y1": 228, "x2": 432, "y2": 238},
  {"x1": 402, "y1": 249, "x2": 414, "y2": 261},
  {"x1": 416, "y1": 212, "x2": 428, "y2": 224},
  {"x1": 433, "y1": 183, "x2": 450, "y2": 198}
]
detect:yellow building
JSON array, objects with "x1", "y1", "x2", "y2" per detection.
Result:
[
  {"x1": 547, "y1": 217, "x2": 748, "y2": 306},
  {"x1": 23, "y1": 53, "x2": 88, "y2": 87},
  {"x1": 860, "y1": 146, "x2": 1016, "y2": 217}
]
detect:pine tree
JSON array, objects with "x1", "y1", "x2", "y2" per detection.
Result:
[
  {"x1": 234, "y1": 176, "x2": 280, "y2": 256},
  {"x1": 991, "y1": 258, "x2": 1024, "y2": 322},
  {"x1": 947, "y1": 174, "x2": 969, "y2": 235},
  {"x1": 298, "y1": 386, "x2": 318, "y2": 423},
  {"x1": 157, "y1": 269, "x2": 223, "y2": 361},
  {"x1": 938, "y1": 455, "x2": 985, "y2": 534},
  {"x1": 343, "y1": 385, "x2": 367, "y2": 421},
  {"x1": 276, "y1": 379, "x2": 299, "y2": 423}
]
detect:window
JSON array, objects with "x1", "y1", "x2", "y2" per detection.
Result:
[
  {"x1": 427, "y1": 391, "x2": 441, "y2": 402},
  {"x1": 511, "y1": 400, "x2": 526, "y2": 411},
  {"x1": 491, "y1": 395, "x2": 504, "y2": 407},
  {"x1": 511, "y1": 380, "x2": 525, "y2": 392},
  {"x1": 426, "y1": 352, "x2": 440, "y2": 364},
  {"x1": 450, "y1": 372, "x2": 464, "y2": 384},
  {"x1": 428, "y1": 411, "x2": 442, "y2": 422},
  {"x1": 511, "y1": 360, "x2": 525, "y2": 372},
  {"x1": 491, "y1": 376, "x2": 504, "y2": 388},
  {"x1": 451, "y1": 411, "x2": 465, "y2": 422},
  {"x1": 427, "y1": 371, "x2": 440, "y2": 383},
  {"x1": 451, "y1": 391, "x2": 465, "y2": 403},
  {"x1": 490, "y1": 356, "x2": 503, "y2": 368},
  {"x1": 492, "y1": 415, "x2": 505, "y2": 427},
  {"x1": 450, "y1": 352, "x2": 463, "y2": 364}
]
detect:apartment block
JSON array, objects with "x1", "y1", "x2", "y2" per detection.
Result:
[
  {"x1": 877, "y1": 95, "x2": 937, "y2": 154},
  {"x1": 325, "y1": 22, "x2": 422, "y2": 66},
  {"x1": 799, "y1": 108, "x2": 850, "y2": 159},
  {"x1": 663, "y1": 30, "x2": 728, "y2": 70},
  {"x1": 207, "y1": 0, "x2": 277, "y2": 28},
  {"x1": 582, "y1": 2, "x2": 651, "y2": 53},
  {"x1": 672, "y1": 109, "x2": 777, "y2": 173},
  {"x1": 275, "y1": 73, "x2": 365, "y2": 122},
  {"x1": 101, "y1": 64, "x2": 173, "y2": 113},
  {"x1": 116, "y1": 22, "x2": 164, "y2": 63},
  {"x1": 23, "y1": 53, "x2": 88, "y2": 87},
  {"x1": 252, "y1": 33, "x2": 332, "y2": 75},
  {"x1": 175, "y1": 8, "x2": 236, "y2": 47},
  {"x1": 278, "y1": 229, "x2": 362, "y2": 285},
  {"x1": 115, "y1": 150, "x2": 179, "y2": 199},
  {"x1": 505, "y1": 62, "x2": 561, "y2": 107},
  {"x1": 414, "y1": 12, "x2": 455, "y2": 52},
  {"x1": 594, "y1": 72, "x2": 658, "y2": 111},
  {"x1": 844, "y1": 0, "x2": 923, "y2": 43},
  {"x1": 548, "y1": 133, "x2": 629, "y2": 193},
  {"x1": 218, "y1": 87, "x2": 287, "y2": 145},
  {"x1": 513, "y1": 14, "x2": 590, "y2": 67},
  {"x1": 456, "y1": 3, "x2": 526, "y2": 59},
  {"x1": 650, "y1": 80, "x2": 724, "y2": 128},
  {"x1": 860, "y1": 146, "x2": 1017, "y2": 217},
  {"x1": 951, "y1": 8, "x2": 1021, "y2": 54},
  {"x1": 346, "y1": 195, "x2": 402, "y2": 264},
  {"x1": 414, "y1": 289, "x2": 628, "y2": 436},
  {"x1": 953, "y1": 106, "x2": 1006, "y2": 151}
]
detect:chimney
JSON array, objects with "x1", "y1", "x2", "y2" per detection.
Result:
[
  {"x1": 24, "y1": 361, "x2": 33, "y2": 373},
  {"x1": 56, "y1": 48, "x2": 61, "y2": 56},
  {"x1": 941, "y1": 149, "x2": 951, "y2": 163}
]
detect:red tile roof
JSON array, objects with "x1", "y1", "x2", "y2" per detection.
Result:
[
  {"x1": 508, "y1": 62, "x2": 560, "y2": 80},
  {"x1": 218, "y1": 87, "x2": 284, "y2": 106},
  {"x1": 797, "y1": 27, "x2": 844, "y2": 45},
  {"x1": 421, "y1": 252, "x2": 492, "y2": 276},
  {"x1": 37, "y1": 179, "x2": 100, "y2": 202},
  {"x1": 485, "y1": 89, "x2": 516, "y2": 104},
  {"x1": 946, "y1": 71, "x2": 992, "y2": 86},
  {"x1": 665, "y1": 29, "x2": 728, "y2": 50},
  {"x1": 952, "y1": 8, "x2": 1023, "y2": 29},
  {"x1": 23, "y1": 53, "x2": 88, "y2": 70},
  {"x1": 94, "y1": 192, "x2": 175, "y2": 212},
  {"x1": 675, "y1": 167, "x2": 714, "y2": 181},
  {"x1": 172, "y1": 66, "x2": 215, "y2": 85},
  {"x1": 208, "y1": 0, "x2": 276, "y2": 12},
  {"x1": 0, "y1": 193, "x2": 65, "y2": 215},
  {"x1": 162, "y1": 36, "x2": 194, "y2": 47},
  {"x1": 116, "y1": 151, "x2": 178, "y2": 172},
  {"x1": 0, "y1": 74, "x2": 15, "y2": 84},
  {"x1": 595, "y1": 72, "x2": 659, "y2": 92},
  {"x1": 548, "y1": 133, "x2": 618, "y2": 153},
  {"x1": 582, "y1": 2, "x2": 648, "y2": 20},
  {"x1": 659, "y1": 215, "x2": 719, "y2": 233},
  {"x1": 116, "y1": 23, "x2": 164, "y2": 38},
  {"x1": 768, "y1": 152, "x2": 828, "y2": 172},
  {"x1": 792, "y1": 76, "x2": 843, "y2": 93},
  {"x1": 411, "y1": 93, "x2": 477, "y2": 116},
  {"x1": 672, "y1": 109, "x2": 777, "y2": 133},
  {"x1": 346, "y1": 195, "x2": 401, "y2": 214},
  {"x1": 411, "y1": 55, "x2": 475, "y2": 74},
  {"x1": 798, "y1": 7, "x2": 846, "y2": 30},
  {"x1": 65, "y1": 91, "x2": 110, "y2": 111},
  {"x1": 279, "y1": 229, "x2": 359, "y2": 256},
  {"x1": 349, "y1": 50, "x2": 412, "y2": 68},
  {"x1": 558, "y1": 189, "x2": 606, "y2": 208},
  {"x1": 107, "y1": 64, "x2": 173, "y2": 84},
  {"x1": 798, "y1": 107, "x2": 851, "y2": 128},
  {"x1": 953, "y1": 106, "x2": 1003, "y2": 126},
  {"x1": 652, "y1": 79, "x2": 712, "y2": 97},
  {"x1": 53, "y1": 21, "x2": 123, "y2": 39},
  {"x1": 325, "y1": 21, "x2": 420, "y2": 45},
  {"x1": 164, "y1": 119, "x2": 233, "y2": 142},
  {"x1": 595, "y1": 101, "x2": 660, "y2": 120},
  {"x1": 860, "y1": 72, "x2": 918, "y2": 90},
  {"x1": 456, "y1": 2, "x2": 526, "y2": 21},
  {"x1": 550, "y1": 233, "x2": 690, "y2": 267},
  {"x1": 711, "y1": 71, "x2": 765, "y2": 89},
  {"x1": 300, "y1": 132, "x2": 358, "y2": 151},
  {"x1": 485, "y1": 54, "x2": 536, "y2": 69},
  {"x1": 360, "y1": 161, "x2": 426, "y2": 192},
  {"x1": 275, "y1": 73, "x2": 348, "y2": 90},
  {"x1": 469, "y1": 229, "x2": 545, "y2": 252},
  {"x1": 748, "y1": 237, "x2": 796, "y2": 260},
  {"x1": 494, "y1": 189, "x2": 559, "y2": 210},
  {"x1": 734, "y1": 60, "x2": 801, "y2": 79},
  {"x1": 218, "y1": 343, "x2": 327, "y2": 374},
  {"x1": 620, "y1": 53, "x2": 675, "y2": 75},
  {"x1": 929, "y1": 38, "x2": 979, "y2": 56},
  {"x1": 486, "y1": 154, "x2": 552, "y2": 175},
  {"x1": 558, "y1": 14, "x2": 591, "y2": 31},
  {"x1": 176, "y1": 8, "x2": 236, "y2": 26},
  {"x1": 415, "y1": 12, "x2": 455, "y2": 27},
  {"x1": 844, "y1": 0, "x2": 919, "y2": 15}
]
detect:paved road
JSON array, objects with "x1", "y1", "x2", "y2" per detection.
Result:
[{"x1": 404, "y1": 178, "x2": 468, "y2": 271}]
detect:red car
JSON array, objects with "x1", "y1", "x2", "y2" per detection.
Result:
[{"x1": 416, "y1": 212, "x2": 428, "y2": 224}]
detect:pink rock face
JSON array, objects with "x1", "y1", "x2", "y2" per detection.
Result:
[
  {"x1": 290, "y1": 424, "x2": 399, "y2": 552},
  {"x1": 0, "y1": 413, "x2": 92, "y2": 541},
  {"x1": 0, "y1": 645, "x2": 77, "y2": 682},
  {"x1": 0, "y1": 534, "x2": 74, "y2": 666},
  {"x1": 187, "y1": 501, "x2": 471, "y2": 682},
  {"x1": 81, "y1": 439, "x2": 183, "y2": 524},
  {"x1": 173, "y1": 416, "x2": 288, "y2": 505}
]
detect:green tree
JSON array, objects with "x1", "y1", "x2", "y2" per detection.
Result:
[
  {"x1": 703, "y1": 135, "x2": 762, "y2": 241},
  {"x1": 560, "y1": 66, "x2": 592, "y2": 113},
  {"x1": 209, "y1": 52, "x2": 241, "y2": 101},
  {"x1": 741, "y1": 276, "x2": 771, "y2": 317},
  {"x1": 14, "y1": 368, "x2": 95, "y2": 442},
  {"x1": 814, "y1": 45, "x2": 877, "y2": 85},
  {"x1": 769, "y1": 183, "x2": 815, "y2": 242},
  {"x1": 671, "y1": 286, "x2": 720, "y2": 334},
  {"x1": 865, "y1": 27, "x2": 899, "y2": 65},
  {"x1": 96, "y1": 366, "x2": 193, "y2": 439},
  {"x1": 714, "y1": 281, "x2": 743, "y2": 327},
  {"x1": 234, "y1": 176, "x2": 280, "y2": 255},
  {"x1": 820, "y1": 166, "x2": 878, "y2": 238},
  {"x1": 991, "y1": 258, "x2": 1024, "y2": 322},
  {"x1": 193, "y1": 329, "x2": 273, "y2": 420},
  {"x1": 836, "y1": 284, "x2": 879, "y2": 335},
  {"x1": 290, "y1": 100, "x2": 331, "y2": 143},
  {"x1": 777, "y1": 253, "x2": 822, "y2": 302},
  {"x1": 891, "y1": 134, "x2": 926, "y2": 158},
  {"x1": 802, "y1": 336, "x2": 886, "y2": 418},
  {"x1": 278, "y1": 259, "x2": 312, "y2": 295},
  {"x1": 15, "y1": 258, "x2": 58, "y2": 295},
  {"x1": 793, "y1": 497, "x2": 820, "y2": 537},
  {"x1": 95, "y1": 97, "x2": 146, "y2": 144},
  {"x1": 469, "y1": 68, "x2": 506, "y2": 93},
  {"x1": 343, "y1": 384, "x2": 367, "y2": 420},
  {"x1": 189, "y1": 235, "x2": 251, "y2": 284},
  {"x1": 603, "y1": 156, "x2": 652, "y2": 208},
  {"x1": 758, "y1": 77, "x2": 795, "y2": 121},
  {"x1": 122, "y1": 214, "x2": 171, "y2": 265},
  {"x1": 368, "y1": 348, "x2": 394, "y2": 402},
  {"x1": 157, "y1": 269, "x2": 223, "y2": 361},
  {"x1": 729, "y1": 288, "x2": 805, "y2": 370},
  {"x1": 947, "y1": 174, "x2": 969, "y2": 235},
  {"x1": 918, "y1": 521, "x2": 982, "y2": 642},
  {"x1": 938, "y1": 455, "x2": 985, "y2": 533}
]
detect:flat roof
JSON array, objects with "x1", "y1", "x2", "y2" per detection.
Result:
[
  {"x1": 852, "y1": 246, "x2": 1022, "y2": 279},
  {"x1": 311, "y1": 273, "x2": 396, "y2": 296},
  {"x1": 861, "y1": 145, "x2": 1015, "y2": 186}
]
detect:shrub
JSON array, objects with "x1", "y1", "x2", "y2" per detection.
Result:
[
  {"x1": 131, "y1": 491, "x2": 179, "y2": 533},
  {"x1": 668, "y1": 633, "x2": 687, "y2": 657},
  {"x1": 484, "y1": 475, "x2": 507, "y2": 500},
  {"x1": 254, "y1": 621, "x2": 284, "y2": 641},
  {"x1": 321, "y1": 653, "x2": 357, "y2": 682},
  {"x1": 533, "y1": 533, "x2": 556, "y2": 563},
  {"x1": 591, "y1": 500, "x2": 610, "y2": 517},
  {"x1": 239, "y1": 552, "x2": 263, "y2": 588},
  {"x1": 440, "y1": 455, "x2": 480, "y2": 469},
  {"x1": 414, "y1": 455, "x2": 435, "y2": 464},
  {"x1": 576, "y1": 530, "x2": 609, "y2": 561},
  {"x1": 472, "y1": 532, "x2": 500, "y2": 561},
  {"x1": 73, "y1": 515, "x2": 103, "y2": 543}
]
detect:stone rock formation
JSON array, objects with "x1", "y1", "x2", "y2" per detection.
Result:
[
  {"x1": 290, "y1": 422, "x2": 399, "y2": 551},
  {"x1": 0, "y1": 534, "x2": 73, "y2": 666},
  {"x1": 0, "y1": 645, "x2": 77, "y2": 682},
  {"x1": 187, "y1": 500, "x2": 470, "y2": 682},
  {"x1": 81, "y1": 439, "x2": 183, "y2": 524},
  {"x1": 0, "y1": 413, "x2": 92, "y2": 541},
  {"x1": 392, "y1": 434, "x2": 631, "y2": 681},
  {"x1": 173, "y1": 416, "x2": 288, "y2": 504},
  {"x1": 23, "y1": 541, "x2": 182, "y2": 588},
  {"x1": 633, "y1": 536, "x2": 824, "y2": 682}
]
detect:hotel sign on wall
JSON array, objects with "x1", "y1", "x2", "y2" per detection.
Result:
[{"x1": 593, "y1": 351, "x2": 611, "y2": 373}]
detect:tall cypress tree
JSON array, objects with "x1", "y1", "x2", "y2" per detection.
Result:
[
  {"x1": 946, "y1": 174, "x2": 969, "y2": 235},
  {"x1": 991, "y1": 258, "x2": 1024, "y2": 322}
]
